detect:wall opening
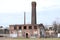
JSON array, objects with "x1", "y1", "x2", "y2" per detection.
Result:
[
  {"x1": 26, "y1": 33, "x2": 28, "y2": 38},
  {"x1": 19, "y1": 26, "x2": 22, "y2": 30},
  {"x1": 34, "y1": 26, "x2": 37, "y2": 29},
  {"x1": 24, "y1": 26, "x2": 27, "y2": 29},
  {"x1": 29, "y1": 26, "x2": 32, "y2": 29}
]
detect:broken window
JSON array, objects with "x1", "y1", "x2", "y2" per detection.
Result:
[
  {"x1": 29, "y1": 26, "x2": 32, "y2": 29},
  {"x1": 19, "y1": 26, "x2": 21, "y2": 30},
  {"x1": 34, "y1": 26, "x2": 37, "y2": 29},
  {"x1": 24, "y1": 26, "x2": 26, "y2": 29}
]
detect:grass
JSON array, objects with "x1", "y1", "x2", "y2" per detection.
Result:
[{"x1": 5, "y1": 38, "x2": 60, "y2": 40}]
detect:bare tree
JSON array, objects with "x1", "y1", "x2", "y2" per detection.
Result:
[{"x1": 53, "y1": 21, "x2": 58, "y2": 37}]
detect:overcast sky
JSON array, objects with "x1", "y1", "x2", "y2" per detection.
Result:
[{"x1": 0, "y1": 0, "x2": 60, "y2": 28}]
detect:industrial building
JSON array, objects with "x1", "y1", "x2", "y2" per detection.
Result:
[{"x1": 9, "y1": 1, "x2": 45, "y2": 38}]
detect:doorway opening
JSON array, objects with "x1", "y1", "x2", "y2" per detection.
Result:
[{"x1": 26, "y1": 33, "x2": 28, "y2": 38}]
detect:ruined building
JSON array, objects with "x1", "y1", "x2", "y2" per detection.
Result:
[{"x1": 9, "y1": 1, "x2": 45, "y2": 38}]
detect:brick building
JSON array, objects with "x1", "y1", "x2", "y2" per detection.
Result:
[{"x1": 9, "y1": 1, "x2": 45, "y2": 38}]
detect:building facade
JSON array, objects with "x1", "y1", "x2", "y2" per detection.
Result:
[
  {"x1": 9, "y1": 24, "x2": 41, "y2": 38},
  {"x1": 9, "y1": 24, "x2": 45, "y2": 38}
]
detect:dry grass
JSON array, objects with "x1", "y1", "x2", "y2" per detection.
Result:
[{"x1": 4, "y1": 38, "x2": 60, "y2": 40}]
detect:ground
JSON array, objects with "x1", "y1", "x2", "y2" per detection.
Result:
[{"x1": 1, "y1": 38, "x2": 60, "y2": 40}]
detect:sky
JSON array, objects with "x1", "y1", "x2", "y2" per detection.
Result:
[{"x1": 0, "y1": 0, "x2": 60, "y2": 28}]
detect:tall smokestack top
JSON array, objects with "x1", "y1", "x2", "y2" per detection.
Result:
[
  {"x1": 31, "y1": 1, "x2": 37, "y2": 25},
  {"x1": 32, "y1": 2, "x2": 36, "y2": 7}
]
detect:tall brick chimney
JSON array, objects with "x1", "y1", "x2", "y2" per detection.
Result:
[{"x1": 31, "y1": 1, "x2": 36, "y2": 24}]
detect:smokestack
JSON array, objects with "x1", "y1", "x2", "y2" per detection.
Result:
[
  {"x1": 31, "y1": 1, "x2": 36, "y2": 24},
  {"x1": 24, "y1": 12, "x2": 26, "y2": 25}
]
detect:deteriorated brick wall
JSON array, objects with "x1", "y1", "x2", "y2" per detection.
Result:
[{"x1": 9, "y1": 24, "x2": 40, "y2": 38}]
